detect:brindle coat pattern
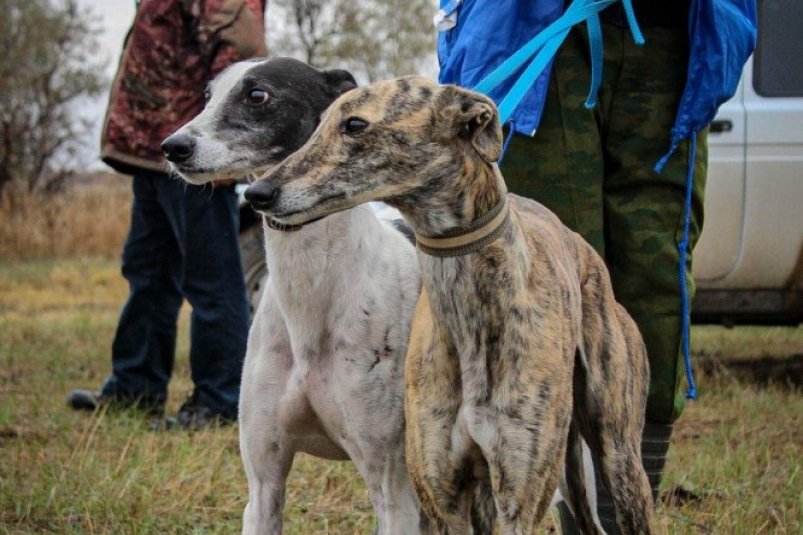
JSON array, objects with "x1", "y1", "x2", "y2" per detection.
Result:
[{"x1": 252, "y1": 76, "x2": 654, "y2": 534}]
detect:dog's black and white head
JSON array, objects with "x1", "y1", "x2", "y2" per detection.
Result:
[{"x1": 162, "y1": 57, "x2": 357, "y2": 184}]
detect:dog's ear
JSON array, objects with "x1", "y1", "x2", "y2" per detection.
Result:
[
  {"x1": 324, "y1": 69, "x2": 358, "y2": 97},
  {"x1": 435, "y1": 85, "x2": 503, "y2": 163}
]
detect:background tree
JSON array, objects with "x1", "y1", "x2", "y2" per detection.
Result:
[
  {"x1": 0, "y1": 0, "x2": 106, "y2": 198},
  {"x1": 269, "y1": 0, "x2": 438, "y2": 83}
]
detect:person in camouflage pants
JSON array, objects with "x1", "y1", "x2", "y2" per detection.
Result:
[{"x1": 499, "y1": 11, "x2": 706, "y2": 534}]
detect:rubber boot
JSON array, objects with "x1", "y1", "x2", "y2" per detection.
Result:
[
  {"x1": 641, "y1": 422, "x2": 674, "y2": 505},
  {"x1": 558, "y1": 422, "x2": 673, "y2": 534}
]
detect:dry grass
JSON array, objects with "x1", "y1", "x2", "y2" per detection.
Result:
[
  {"x1": 0, "y1": 258, "x2": 801, "y2": 534},
  {"x1": 0, "y1": 175, "x2": 131, "y2": 261}
]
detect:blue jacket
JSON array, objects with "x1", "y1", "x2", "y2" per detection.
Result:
[{"x1": 437, "y1": 0, "x2": 757, "y2": 152}]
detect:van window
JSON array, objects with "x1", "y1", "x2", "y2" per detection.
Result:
[{"x1": 754, "y1": 0, "x2": 803, "y2": 97}]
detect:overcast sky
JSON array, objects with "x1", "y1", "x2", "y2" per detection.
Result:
[
  {"x1": 75, "y1": 0, "x2": 136, "y2": 169},
  {"x1": 86, "y1": 0, "x2": 136, "y2": 75}
]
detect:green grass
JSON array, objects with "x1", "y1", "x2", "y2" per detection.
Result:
[{"x1": 1, "y1": 258, "x2": 801, "y2": 534}]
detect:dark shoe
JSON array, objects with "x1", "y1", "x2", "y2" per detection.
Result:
[
  {"x1": 67, "y1": 388, "x2": 163, "y2": 416},
  {"x1": 67, "y1": 389, "x2": 103, "y2": 411},
  {"x1": 641, "y1": 422, "x2": 673, "y2": 504},
  {"x1": 158, "y1": 391, "x2": 236, "y2": 431}
]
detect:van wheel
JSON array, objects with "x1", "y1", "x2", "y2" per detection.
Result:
[{"x1": 239, "y1": 223, "x2": 267, "y2": 320}]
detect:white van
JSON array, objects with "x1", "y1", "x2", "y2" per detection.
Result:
[{"x1": 693, "y1": 0, "x2": 803, "y2": 323}]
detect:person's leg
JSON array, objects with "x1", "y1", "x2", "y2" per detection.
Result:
[
  {"x1": 501, "y1": 29, "x2": 605, "y2": 255},
  {"x1": 100, "y1": 171, "x2": 185, "y2": 406},
  {"x1": 181, "y1": 184, "x2": 249, "y2": 420},
  {"x1": 603, "y1": 23, "x2": 704, "y2": 425},
  {"x1": 598, "y1": 23, "x2": 707, "y2": 531}
]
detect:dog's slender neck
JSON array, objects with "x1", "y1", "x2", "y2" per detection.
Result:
[
  {"x1": 411, "y1": 160, "x2": 522, "y2": 366},
  {"x1": 395, "y1": 159, "x2": 507, "y2": 238},
  {"x1": 263, "y1": 207, "x2": 381, "y2": 330}
]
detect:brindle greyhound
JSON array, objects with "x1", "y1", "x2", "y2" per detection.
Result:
[{"x1": 246, "y1": 76, "x2": 655, "y2": 534}]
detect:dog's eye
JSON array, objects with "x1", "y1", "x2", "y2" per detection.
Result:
[
  {"x1": 203, "y1": 89, "x2": 211, "y2": 103},
  {"x1": 341, "y1": 117, "x2": 369, "y2": 135},
  {"x1": 247, "y1": 88, "x2": 269, "y2": 106}
]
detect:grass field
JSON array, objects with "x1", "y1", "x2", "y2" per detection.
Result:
[
  {"x1": 1, "y1": 257, "x2": 801, "y2": 534},
  {"x1": 0, "y1": 176, "x2": 131, "y2": 261}
]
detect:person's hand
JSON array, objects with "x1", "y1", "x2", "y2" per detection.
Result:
[{"x1": 212, "y1": 178, "x2": 238, "y2": 188}]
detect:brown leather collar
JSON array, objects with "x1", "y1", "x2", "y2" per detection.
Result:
[{"x1": 414, "y1": 197, "x2": 510, "y2": 257}]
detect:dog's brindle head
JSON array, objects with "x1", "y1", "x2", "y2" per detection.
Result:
[
  {"x1": 162, "y1": 57, "x2": 356, "y2": 184},
  {"x1": 248, "y1": 76, "x2": 505, "y2": 235}
]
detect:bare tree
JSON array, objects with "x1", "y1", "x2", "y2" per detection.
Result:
[
  {"x1": 0, "y1": 0, "x2": 106, "y2": 198},
  {"x1": 279, "y1": 0, "x2": 339, "y2": 64},
  {"x1": 269, "y1": 0, "x2": 437, "y2": 83}
]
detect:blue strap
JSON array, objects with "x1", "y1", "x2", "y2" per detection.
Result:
[
  {"x1": 474, "y1": 0, "x2": 644, "y2": 131},
  {"x1": 621, "y1": 0, "x2": 645, "y2": 45},
  {"x1": 654, "y1": 140, "x2": 678, "y2": 174},
  {"x1": 497, "y1": 28, "x2": 570, "y2": 123},
  {"x1": 475, "y1": 0, "x2": 615, "y2": 99},
  {"x1": 498, "y1": 121, "x2": 516, "y2": 165},
  {"x1": 584, "y1": 12, "x2": 604, "y2": 109},
  {"x1": 678, "y1": 131, "x2": 697, "y2": 400},
  {"x1": 493, "y1": 1, "x2": 618, "y2": 124}
]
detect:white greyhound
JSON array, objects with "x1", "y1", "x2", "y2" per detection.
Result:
[{"x1": 163, "y1": 57, "x2": 424, "y2": 534}]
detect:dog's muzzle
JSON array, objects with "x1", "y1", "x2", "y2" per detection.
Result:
[
  {"x1": 245, "y1": 180, "x2": 280, "y2": 211},
  {"x1": 245, "y1": 181, "x2": 328, "y2": 232},
  {"x1": 161, "y1": 133, "x2": 195, "y2": 163}
]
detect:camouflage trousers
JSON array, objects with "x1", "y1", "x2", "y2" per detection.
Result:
[{"x1": 500, "y1": 23, "x2": 707, "y2": 424}]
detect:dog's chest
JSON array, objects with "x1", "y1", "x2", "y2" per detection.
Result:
[
  {"x1": 424, "y1": 255, "x2": 517, "y2": 349},
  {"x1": 422, "y1": 253, "x2": 576, "y2": 399}
]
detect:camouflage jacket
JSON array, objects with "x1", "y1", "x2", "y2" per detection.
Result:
[{"x1": 101, "y1": 0, "x2": 267, "y2": 175}]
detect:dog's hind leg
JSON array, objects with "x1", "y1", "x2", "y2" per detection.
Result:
[
  {"x1": 575, "y1": 263, "x2": 654, "y2": 534},
  {"x1": 558, "y1": 422, "x2": 605, "y2": 535},
  {"x1": 358, "y1": 450, "x2": 422, "y2": 535},
  {"x1": 574, "y1": 338, "x2": 654, "y2": 534}
]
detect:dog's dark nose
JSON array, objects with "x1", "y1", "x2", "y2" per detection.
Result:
[
  {"x1": 245, "y1": 181, "x2": 280, "y2": 211},
  {"x1": 161, "y1": 133, "x2": 195, "y2": 163}
]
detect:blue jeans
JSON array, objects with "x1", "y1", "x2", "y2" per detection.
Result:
[{"x1": 101, "y1": 171, "x2": 249, "y2": 419}]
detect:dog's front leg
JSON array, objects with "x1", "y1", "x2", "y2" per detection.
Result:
[
  {"x1": 241, "y1": 434, "x2": 294, "y2": 535},
  {"x1": 404, "y1": 291, "x2": 475, "y2": 534},
  {"x1": 239, "y1": 301, "x2": 296, "y2": 535},
  {"x1": 239, "y1": 368, "x2": 295, "y2": 535}
]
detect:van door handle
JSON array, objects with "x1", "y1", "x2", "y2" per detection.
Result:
[{"x1": 710, "y1": 119, "x2": 733, "y2": 134}]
